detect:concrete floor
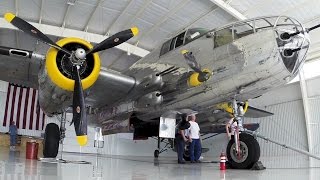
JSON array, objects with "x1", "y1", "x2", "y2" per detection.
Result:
[{"x1": 1, "y1": 148, "x2": 320, "y2": 180}]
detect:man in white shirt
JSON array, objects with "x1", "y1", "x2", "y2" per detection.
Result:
[{"x1": 187, "y1": 114, "x2": 201, "y2": 163}]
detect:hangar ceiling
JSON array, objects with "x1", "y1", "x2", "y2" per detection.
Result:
[{"x1": 0, "y1": 0, "x2": 320, "y2": 72}]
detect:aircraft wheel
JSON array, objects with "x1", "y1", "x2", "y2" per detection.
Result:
[
  {"x1": 226, "y1": 133, "x2": 260, "y2": 169},
  {"x1": 154, "y1": 150, "x2": 159, "y2": 158},
  {"x1": 183, "y1": 144, "x2": 190, "y2": 161},
  {"x1": 43, "y1": 123, "x2": 60, "y2": 158}
]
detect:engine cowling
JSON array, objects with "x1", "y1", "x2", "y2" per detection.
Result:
[
  {"x1": 39, "y1": 37, "x2": 101, "y2": 115},
  {"x1": 46, "y1": 37, "x2": 101, "y2": 91}
]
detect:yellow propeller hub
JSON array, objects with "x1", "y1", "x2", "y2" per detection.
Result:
[
  {"x1": 188, "y1": 69, "x2": 212, "y2": 87},
  {"x1": 181, "y1": 50, "x2": 189, "y2": 54}
]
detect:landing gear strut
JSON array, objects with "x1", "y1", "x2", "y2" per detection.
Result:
[
  {"x1": 226, "y1": 99, "x2": 261, "y2": 169},
  {"x1": 153, "y1": 136, "x2": 173, "y2": 158}
]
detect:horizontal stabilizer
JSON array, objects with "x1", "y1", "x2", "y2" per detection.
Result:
[{"x1": 245, "y1": 106, "x2": 274, "y2": 118}]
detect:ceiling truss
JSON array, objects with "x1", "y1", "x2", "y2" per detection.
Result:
[{"x1": 0, "y1": 18, "x2": 149, "y2": 57}]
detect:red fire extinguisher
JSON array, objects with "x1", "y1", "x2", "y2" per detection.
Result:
[{"x1": 220, "y1": 152, "x2": 226, "y2": 170}]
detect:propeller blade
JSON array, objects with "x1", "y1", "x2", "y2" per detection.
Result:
[
  {"x1": 72, "y1": 65, "x2": 87, "y2": 146},
  {"x1": 87, "y1": 27, "x2": 139, "y2": 55},
  {"x1": 181, "y1": 50, "x2": 202, "y2": 73},
  {"x1": 181, "y1": 50, "x2": 211, "y2": 82},
  {"x1": 4, "y1": 13, "x2": 71, "y2": 55}
]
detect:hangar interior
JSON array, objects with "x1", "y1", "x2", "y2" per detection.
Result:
[{"x1": 1, "y1": 0, "x2": 320, "y2": 179}]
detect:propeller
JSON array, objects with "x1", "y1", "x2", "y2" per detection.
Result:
[
  {"x1": 4, "y1": 13, "x2": 71, "y2": 55},
  {"x1": 4, "y1": 12, "x2": 139, "y2": 146},
  {"x1": 181, "y1": 50, "x2": 211, "y2": 82}
]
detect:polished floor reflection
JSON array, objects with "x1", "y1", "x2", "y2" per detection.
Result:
[{"x1": 1, "y1": 148, "x2": 320, "y2": 180}]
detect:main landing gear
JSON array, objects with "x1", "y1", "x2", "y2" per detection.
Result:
[
  {"x1": 226, "y1": 133, "x2": 260, "y2": 169},
  {"x1": 43, "y1": 112, "x2": 66, "y2": 158},
  {"x1": 226, "y1": 99, "x2": 261, "y2": 169}
]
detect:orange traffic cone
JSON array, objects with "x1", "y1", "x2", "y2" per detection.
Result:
[{"x1": 220, "y1": 152, "x2": 226, "y2": 170}]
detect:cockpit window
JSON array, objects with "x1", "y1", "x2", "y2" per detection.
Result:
[
  {"x1": 214, "y1": 28, "x2": 233, "y2": 47},
  {"x1": 160, "y1": 39, "x2": 172, "y2": 56},
  {"x1": 175, "y1": 32, "x2": 185, "y2": 48},
  {"x1": 184, "y1": 28, "x2": 208, "y2": 44},
  {"x1": 160, "y1": 31, "x2": 186, "y2": 56},
  {"x1": 214, "y1": 23, "x2": 254, "y2": 47},
  {"x1": 233, "y1": 23, "x2": 254, "y2": 40},
  {"x1": 159, "y1": 28, "x2": 208, "y2": 56}
]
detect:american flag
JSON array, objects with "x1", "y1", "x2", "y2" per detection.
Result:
[{"x1": 2, "y1": 83, "x2": 46, "y2": 131}]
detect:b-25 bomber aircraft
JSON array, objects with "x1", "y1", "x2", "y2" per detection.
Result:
[{"x1": 0, "y1": 12, "x2": 318, "y2": 169}]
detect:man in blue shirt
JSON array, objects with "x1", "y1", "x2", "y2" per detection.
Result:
[{"x1": 9, "y1": 121, "x2": 17, "y2": 150}]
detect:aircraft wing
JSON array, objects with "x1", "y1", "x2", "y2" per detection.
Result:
[
  {"x1": 196, "y1": 105, "x2": 273, "y2": 132},
  {"x1": 245, "y1": 106, "x2": 274, "y2": 118},
  {"x1": 0, "y1": 51, "x2": 137, "y2": 109},
  {"x1": 0, "y1": 52, "x2": 42, "y2": 89},
  {"x1": 85, "y1": 67, "x2": 136, "y2": 107}
]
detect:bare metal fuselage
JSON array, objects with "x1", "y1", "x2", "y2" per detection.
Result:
[
  {"x1": 33, "y1": 16, "x2": 309, "y2": 129},
  {"x1": 126, "y1": 30, "x2": 290, "y2": 120}
]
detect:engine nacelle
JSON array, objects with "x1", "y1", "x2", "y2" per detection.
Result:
[
  {"x1": 135, "y1": 91, "x2": 163, "y2": 108},
  {"x1": 39, "y1": 37, "x2": 101, "y2": 115}
]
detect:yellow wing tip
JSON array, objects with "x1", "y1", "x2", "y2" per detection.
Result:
[
  {"x1": 76, "y1": 135, "x2": 88, "y2": 146},
  {"x1": 181, "y1": 50, "x2": 189, "y2": 54},
  {"x1": 131, "y1": 27, "x2": 139, "y2": 36},
  {"x1": 4, "y1": 12, "x2": 15, "y2": 22}
]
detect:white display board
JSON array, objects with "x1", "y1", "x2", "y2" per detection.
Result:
[{"x1": 159, "y1": 117, "x2": 176, "y2": 138}]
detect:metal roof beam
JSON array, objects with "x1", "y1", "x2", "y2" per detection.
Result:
[
  {"x1": 0, "y1": 18, "x2": 149, "y2": 57},
  {"x1": 15, "y1": 0, "x2": 19, "y2": 16},
  {"x1": 168, "y1": 5, "x2": 218, "y2": 38},
  {"x1": 84, "y1": 0, "x2": 103, "y2": 32},
  {"x1": 209, "y1": 0, "x2": 246, "y2": 20},
  {"x1": 104, "y1": 0, "x2": 134, "y2": 36},
  {"x1": 125, "y1": 0, "x2": 152, "y2": 29},
  {"x1": 62, "y1": 5, "x2": 71, "y2": 28},
  {"x1": 135, "y1": 0, "x2": 189, "y2": 42},
  {"x1": 39, "y1": 0, "x2": 44, "y2": 24}
]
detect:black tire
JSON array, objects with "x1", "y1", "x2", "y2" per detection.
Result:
[
  {"x1": 154, "y1": 150, "x2": 159, "y2": 158},
  {"x1": 183, "y1": 144, "x2": 205, "y2": 161},
  {"x1": 43, "y1": 123, "x2": 60, "y2": 158},
  {"x1": 226, "y1": 133, "x2": 260, "y2": 169},
  {"x1": 183, "y1": 144, "x2": 190, "y2": 161}
]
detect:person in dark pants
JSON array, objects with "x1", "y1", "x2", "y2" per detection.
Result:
[
  {"x1": 188, "y1": 114, "x2": 202, "y2": 163},
  {"x1": 9, "y1": 121, "x2": 17, "y2": 151},
  {"x1": 175, "y1": 113, "x2": 190, "y2": 164}
]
